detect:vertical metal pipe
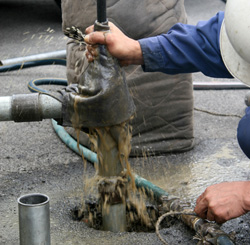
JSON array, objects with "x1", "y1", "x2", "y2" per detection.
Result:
[
  {"x1": 97, "y1": 0, "x2": 107, "y2": 23},
  {"x1": 102, "y1": 204, "x2": 126, "y2": 232},
  {"x1": 18, "y1": 193, "x2": 51, "y2": 245},
  {"x1": 97, "y1": 128, "x2": 127, "y2": 232}
]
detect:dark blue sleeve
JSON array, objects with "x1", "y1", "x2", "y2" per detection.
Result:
[
  {"x1": 138, "y1": 11, "x2": 233, "y2": 78},
  {"x1": 237, "y1": 107, "x2": 250, "y2": 159}
]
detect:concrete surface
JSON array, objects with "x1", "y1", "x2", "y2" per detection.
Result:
[{"x1": 1, "y1": 0, "x2": 250, "y2": 244}]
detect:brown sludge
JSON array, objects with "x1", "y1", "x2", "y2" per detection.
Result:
[{"x1": 71, "y1": 99, "x2": 156, "y2": 230}]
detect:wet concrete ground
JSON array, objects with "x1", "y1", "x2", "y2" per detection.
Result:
[{"x1": 1, "y1": 0, "x2": 250, "y2": 244}]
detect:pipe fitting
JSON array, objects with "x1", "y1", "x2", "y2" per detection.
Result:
[
  {"x1": 0, "y1": 93, "x2": 62, "y2": 122},
  {"x1": 12, "y1": 94, "x2": 42, "y2": 122}
]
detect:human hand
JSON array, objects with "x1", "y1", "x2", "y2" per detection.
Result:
[
  {"x1": 84, "y1": 22, "x2": 144, "y2": 66},
  {"x1": 194, "y1": 181, "x2": 250, "y2": 223}
]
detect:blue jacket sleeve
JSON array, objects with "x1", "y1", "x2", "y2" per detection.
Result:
[{"x1": 138, "y1": 11, "x2": 233, "y2": 78}]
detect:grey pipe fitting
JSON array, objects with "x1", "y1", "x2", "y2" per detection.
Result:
[
  {"x1": 0, "y1": 93, "x2": 62, "y2": 122},
  {"x1": 18, "y1": 193, "x2": 51, "y2": 245}
]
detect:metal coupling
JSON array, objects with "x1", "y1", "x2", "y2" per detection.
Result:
[
  {"x1": 0, "y1": 93, "x2": 62, "y2": 122},
  {"x1": 12, "y1": 93, "x2": 42, "y2": 122}
]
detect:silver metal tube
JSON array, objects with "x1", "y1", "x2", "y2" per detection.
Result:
[
  {"x1": 102, "y1": 203, "x2": 126, "y2": 232},
  {"x1": 193, "y1": 81, "x2": 248, "y2": 89},
  {"x1": 0, "y1": 96, "x2": 12, "y2": 121},
  {"x1": 0, "y1": 94, "x2": 62, "y2": 122},
  {"x1": 97, "y1": 128, "x2": 127, "y2": 232},
  {"x1": 0, "y1": 50, "x2": 66, "y2": 66},
  {"x1": 39, "y1": 94, "x2": 62, "y2": 120},
  {"x1": 18, "y1": 193, "x2": 51, "y2": 245}
]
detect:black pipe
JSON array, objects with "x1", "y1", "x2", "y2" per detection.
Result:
[{"x1": 97, "y1": 0, "x2": 107, "y2": 23}]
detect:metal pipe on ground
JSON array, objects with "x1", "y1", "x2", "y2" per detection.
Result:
[
  {"x1": 18, "y1": 193, "x2": 51, "y2": 245},
  {"x1": 0, "y1": 50, "x2": 66, "y2": 66},
  {"x1": 193, "y1": 81, "x2": 249, "y2": 89}
]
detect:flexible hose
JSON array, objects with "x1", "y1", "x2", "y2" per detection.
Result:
[
  {"x1": 28, "y1": 78, "x2": 67, "y2": 93},
  {"x1": 51, "y1": 119, "x2": 98, "y2": 163},
  {"x1": 0, "y1": 59, "x2": 66, "y2": 72}
]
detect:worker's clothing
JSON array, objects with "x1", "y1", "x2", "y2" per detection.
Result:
[
  {"x1": 139, "y1": 11, "x2": 250, "y2": 160},
  {"x1": 139, "y1": 11, "x2": 233, "y2": 79},
  {"x1": 237, "y1": 107, "x2": 250, "y2": 159}
]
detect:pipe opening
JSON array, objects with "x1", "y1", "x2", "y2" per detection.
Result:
[
  {"x1": 70, "y1": 196, "x2": 159, "y2": 232},
  {"x1": 18, "y1": 193, "x2": 49, "y2": 206}
]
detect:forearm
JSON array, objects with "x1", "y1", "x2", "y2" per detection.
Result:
[{"x1": 242, "y1": 181, "x2": 250, "y2": 212}]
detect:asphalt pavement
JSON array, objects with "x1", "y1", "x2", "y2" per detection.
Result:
[{"x1": 1, "y1": 0, "x2": 250, "y2": 244}]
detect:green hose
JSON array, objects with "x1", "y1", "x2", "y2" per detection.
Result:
[{"x1": 51, "y1": 119, "x2": 98, "y2": 163}]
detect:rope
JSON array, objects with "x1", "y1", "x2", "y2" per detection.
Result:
[
  {"x1": 155, "y1": 211, "x2": 197, "y2": 245},
  {"x1": 194, "y1": 107, "x2": 242, "y2": 118}
]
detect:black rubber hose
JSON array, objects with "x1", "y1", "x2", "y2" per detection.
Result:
[
  {"x1": 0, "y1": 59, "x2": 66, "y2": 73},
  {"x1": 28, "y1": 78, "x2": 67, "y2": 93}
]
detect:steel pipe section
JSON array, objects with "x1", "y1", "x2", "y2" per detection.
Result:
[
  {"x1": 0, "y1": 93, "x2": 62, "y2": 122},
  {"x1": 18, "y1": 193, "x2": 51, "y2": 245},
  {"x1": 102, "y1": 203, "x2": 126, "y2": 232},
  {"x1": 193, "y1": 81, "x2": 249, "y2": 90},
  {"x1": 0, "y1": 50, "x2": 66, "y2": 66}
]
